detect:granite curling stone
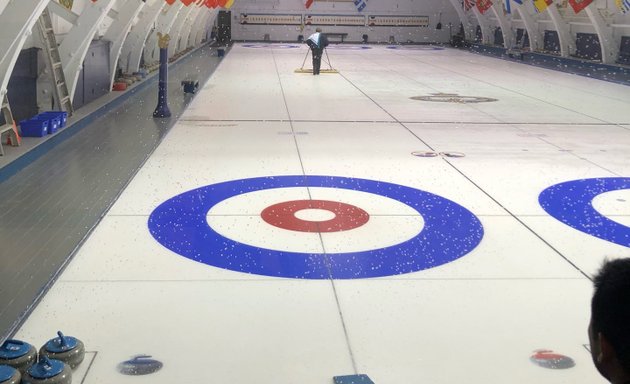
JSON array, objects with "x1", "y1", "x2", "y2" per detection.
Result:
[
  {"x1": 0, "y1": 340, "x2": 37, "y2": 374},
  {"x1": 21, "y1": 356, "x2": 71, "y2": 384},
  {"x1": 39, "y1": 332, "x2": 85, "y2": 369},
  {"x1": 0, "y1": 365, "x2": 21, "y2": 384}
]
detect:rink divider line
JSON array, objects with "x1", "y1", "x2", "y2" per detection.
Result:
[
  {"x1": 440, "y1": 161, "x2": 594, "y2": 281},
  {"x1": 178, "y1": 118, "x2": 630, "y2": 125},
  {"x1": 271, "y1": 47, "x2": 360, "y2": 375}
]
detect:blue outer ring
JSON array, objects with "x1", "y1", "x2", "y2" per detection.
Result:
[
  {"x1": 327, "y1": 46, "x2": 372, "y2": 50},
  {"x1": 148, "y1": 176, "x2": 484, "y2": 279},
  {"x1": 241, "y1": 44, "x2": 300, "y2": 49},
  {"x1": 539, "y1": 177, "x2": 630, "y2": 247}
]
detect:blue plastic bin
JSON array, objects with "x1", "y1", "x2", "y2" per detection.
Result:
[
  {"x1": 32, "y1": 114, "x2": 60, "y2": 134},
  {"x1": 39, "y1": 111, "x2": 68, "y2": 128},
  {"x1": 20, "y1": 119, "x2": 48, "y2": 137}
]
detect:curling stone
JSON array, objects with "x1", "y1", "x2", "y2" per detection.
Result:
[
  {"x1": 0, "y1": 340, "x2": 37, "y2": 374},
  {"x1": 21, "y1": 357, "x2": 71, "y2": 384},
  {"x1": 39, "y1": 332, "x2": 85, "y2": 369},
  {"x1": 117, "y1": 355, "x2": 163, "y2": 376},
  {"x1": 0, "y1": 365, "x2": 20, "y2": 384}
]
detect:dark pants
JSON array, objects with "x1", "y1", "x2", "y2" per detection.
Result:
[{"x1": 311, "y1": 48, "x2": 323, "y2": 75}]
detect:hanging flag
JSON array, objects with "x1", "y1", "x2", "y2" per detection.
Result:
[
  {"x1": 205, "y1": 0, "x2": 218, "y2": 7},
  {"x1": 533, "y1": 0, "x2": 552, "y2": 12},
  {"x1": 305, "y1": 0, "x2": 313, "y2": 9},
  {"x1": 224, "y1": 0, "x2": 235, "y2": 8},
  {"x1": 476, "y1": 0, "x2": 493, "y2": 14},
  {"x1": 181, "y1": 0, "x2": 195, "y2": 5},
  {"x1": 217, "y1": 0, "x2": 228, "y2": 7},
  {"x1": 166, "y1": 0, "x2": 177, "y2": 4},
  {"x1": 568, "y1": 0, "x2": 593, "y2": 12},
  {"x1": 615, "y1": 0, "x2": 630, "y2": 12},
  {"x1": 463, "y1": 0, "x2": 475, "y2": 11},
  {"x1": 505, "y1": 0, "x2": 523, "y2": 13},
  {"x1": 354, "y1": 0, "x2": 368, "y2": 12}
]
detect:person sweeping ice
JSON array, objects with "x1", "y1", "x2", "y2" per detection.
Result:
[{"x1": 306, "y1": 28, "x2": 329, "y2": 75}]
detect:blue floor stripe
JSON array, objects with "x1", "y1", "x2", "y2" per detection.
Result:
[
  {"x1": 468, "y1": 44, "x2": 630, "y2": 86},
  {"x1": 333, "y1": 374, "x2": 375, "y2": 384}
]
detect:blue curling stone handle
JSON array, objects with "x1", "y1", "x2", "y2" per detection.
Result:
[
  {"x1": 44, "y1": 332, "x2": 78, "y2": 353},
  {"x1": 27, "y1": 357, "x2": 65, "y2": 379}
]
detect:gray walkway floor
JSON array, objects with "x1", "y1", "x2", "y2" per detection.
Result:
[{"x1": 0, "y1": 44, "x2": 225, "y2": 341}]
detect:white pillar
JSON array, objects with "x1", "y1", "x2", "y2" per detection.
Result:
[
  {"x1": 181, "y1": 6, "x2": 205, "y2": 50},
  {"x1": 104, "y1": 0, "x2": 145, "y2": 88},
  {"x1": 585, "y1": 6, "x2": 619, "y2": 64},
  {"x1": 490, "y1": 2, "x2": 515, "y2": 48},
  {"x1": 472, "y1": 8, "x2": 493, "y2": 45},
  {"x1": 168, "y1": 4, "x2": 197, "y2": 58},
  {"x1": 445, "y1": 0, "x2": 475, "y2": 39},
  {"x1": 0, "y1": 0, "x2": 50, "y2": 98},
  {"x1": 195, "y1": 9, "x2": 218, "y2": 45},
  {"x1": 0, "y1": 0, "x2": 12, "y2": 15},
  {"x1": 144, "y1": 2, "x2": 184, "y2": 64},
  {"x1": 547, "y1": 5, "x2": 575, "y2": 57},
  {"x1": 57, "y1": 0, "x2": 118, "y2": 101},
  {"x1": 120, "y1": 0, "x2": 165, "y2": 74},
  {"x1": 515, "y1": 1, "x2": 543, "y2": 51}
]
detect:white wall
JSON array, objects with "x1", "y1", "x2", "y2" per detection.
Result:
[{"x1": 229, "y1": 0, "x2": 460, "y2": 43}]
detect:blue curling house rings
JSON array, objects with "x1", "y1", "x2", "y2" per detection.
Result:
[
  {"x1": 539, "y1": 177, "x2": 630, "y2": 247},
  {"x1": 148, "y1": 175, "x2": 484, "y2": 279}
]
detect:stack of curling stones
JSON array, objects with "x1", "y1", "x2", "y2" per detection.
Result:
[{"x1": 0, "y1": 331, "x2": 84, "y2": 384}]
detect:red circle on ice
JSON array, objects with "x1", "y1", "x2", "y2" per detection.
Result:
[{"x1": 261, "y1": 200, "x2": 370, "y2": 233}]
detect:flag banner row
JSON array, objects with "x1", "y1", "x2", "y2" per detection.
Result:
[
  {"x1": 165, "y1": 0, "x2": 236, "y2": 8},
  {"x1": 533, "y1": 0, "x2": 552, "y2": 12},
  {"x1": 616, "y1": 0, "x2": 630, "y2": 12},
  {"x1": 354, "y1": 0, "x2": 368, "y2": 12},
  {"x1": 567, "y1": 0, "x2": 593, "y2": 13},
  {"x1": 504, "y1": 0, "x2": 523, "y2": 14},
  {"x1": 462, "y1": 0, "x2": 625, "y2": 15},
  {"x1": 476, "y1": 0, "x2": 493, "y2": 14}
]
